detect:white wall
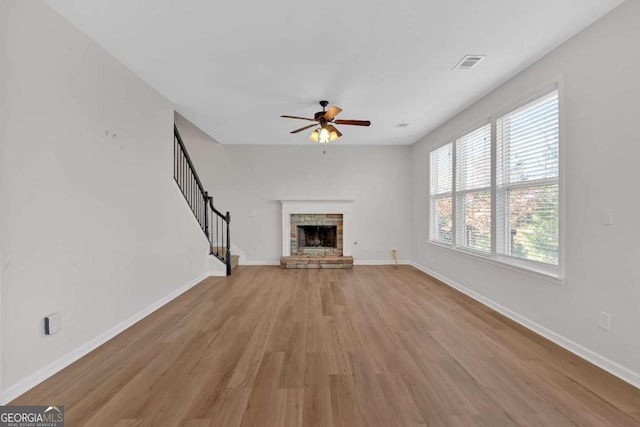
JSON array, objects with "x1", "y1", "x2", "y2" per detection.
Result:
[
  {"x1": 0, "y1": 0, "x2": 5, "y2": 391},
  {"x1": 412, "y1": 0, "x2": 640, "y2": 386},
  {"x1": 175, "y1": 114, "x2": 413, "y2": 265},
  {"x1": 0, "y1": 1, "x2": 210, "y2": 397}
]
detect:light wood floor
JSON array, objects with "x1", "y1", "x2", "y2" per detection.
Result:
[{"x1": 12, "y1": 266, "x2": 640, "y2": 426}]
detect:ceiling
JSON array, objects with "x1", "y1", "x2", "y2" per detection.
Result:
[{"x1": 43, "y1": 0, "x2": 624, "y2": 145}]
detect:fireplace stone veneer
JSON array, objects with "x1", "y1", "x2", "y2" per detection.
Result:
[{"x1": 291, "y1": 214, "x2": 342, "y2": 256}]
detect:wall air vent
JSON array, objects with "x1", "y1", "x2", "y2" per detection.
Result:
[{"x1": 453, "y1": 55, "x2": 486, "y2": 71}]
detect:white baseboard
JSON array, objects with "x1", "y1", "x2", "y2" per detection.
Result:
[
  {"x1": 354, "y1": 259, "x2": 411, "y2": 266},
  {"x1": 242, "y1": 259, "x2": 411, "y2": 265},
  {"x1": 0, "y1": 272, "x2": 210, "y2": 405},
  {"x1": 241, "y1": 259, "x2": 280, "y2": 266},
  {"x1": 209, "y1": 270, "x2": 227, "y2": 277},
  {"x1": 240, "y1": 259, "x2": 412, "y2": 266},
  {"x1": 410, "y1": 262, "x2": 640, "y2": 390}
]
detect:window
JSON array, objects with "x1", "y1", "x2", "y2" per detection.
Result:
[
  {"x1": 429, "y1": 87, "x2": 560, "y2": 275},
  {"x1": 430, "y1": 143, "x2": 453, "y2": 244},
  {"x1": 497, "y1": 90, "x2": 559, "y2": 265},
  {"x1": 456, "y1": 124, "x2": 492, "y2": 253}
]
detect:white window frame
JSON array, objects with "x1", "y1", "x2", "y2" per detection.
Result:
[
  {"x1": 429, "y1": 143, "x2": 454, "y2": 245},
  {"x1": 428, "y1": 84, "x2": 562, "y2": 280},
  {"x1": 454, "y1": 123, "x2": 492, "y2": 256}
]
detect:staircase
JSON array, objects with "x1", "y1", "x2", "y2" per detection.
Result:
[
  {"x1": 212, "y1": 247, "x2": 239, "y2": 270},
  {"x1": 174, "y1": 125, "x2": 237, "y2": 275}
]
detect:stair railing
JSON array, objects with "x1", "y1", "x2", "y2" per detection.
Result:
[{"x1": 174, "y1": 125, "x2": 231, "y2": 275}]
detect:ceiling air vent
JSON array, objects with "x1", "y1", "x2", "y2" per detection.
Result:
[{"x1": 453, "y1": 55, "x2": 485, "y2": 71}]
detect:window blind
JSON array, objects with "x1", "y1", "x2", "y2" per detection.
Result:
[
  {"x1": 497, "y1": 90, "x2": 559, "y2": 265},
  {"x1": 456, "y1": 124, "x2": 492, "y2": 253},
  {"x1": 430, "y1": 143, "x2": 453, "y2": 243}
]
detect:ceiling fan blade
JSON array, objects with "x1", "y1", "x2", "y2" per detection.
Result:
[
  {"x1": 281, "y1": 115, "x2": 316, "y2": 122},
  {"x1": 290, "y1": 123, "x2": 318, "y2": 134},
  {"x1": 324, "y1": 106, "x2": 342, "y2": 121},
  {"x1": 327, "y1": 125, "x2": 342, "y2": 138},
  {"x1": 334, "y1": 119, "x2": 371, "y2": 127}
]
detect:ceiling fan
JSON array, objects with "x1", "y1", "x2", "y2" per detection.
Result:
[{"x1": 281, "y1": 100, "x2": 371, "y2": 143}]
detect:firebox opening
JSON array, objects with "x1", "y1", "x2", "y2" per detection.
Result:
[{"x1": 297, "y1": 225, "x2": 337, "y2": 248}]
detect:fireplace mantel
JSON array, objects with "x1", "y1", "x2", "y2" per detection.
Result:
[{"x1": 281, "y1": 200, "x2": 353, "y2": 257}]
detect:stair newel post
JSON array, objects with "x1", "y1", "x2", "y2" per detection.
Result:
[
  {"x1": 204, "y1": 191, "x2": 209, "y2": 240},
  {"x1": 205, "y1": 192, "x2": 213, "y2": 254},
  {"x1": 226, "y1": 211, "x2": 231, "y2": 276}
]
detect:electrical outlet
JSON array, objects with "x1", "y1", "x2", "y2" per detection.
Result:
[
  {"x1": 250, "y1": 210, "x2": 257, "y2": 217},
  {"x1": 598, "y1": 310, "x2": 611, "y2": 331},
  {"x1": 45, "y1": 313, "x2": 61, "y2": 335},
  {"x1": 602, "y1": 209, "x2": 614, "y2": 225}
]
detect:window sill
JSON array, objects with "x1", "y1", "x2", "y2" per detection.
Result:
[{"x1": 427, "y1": 240, "x2": 563, "y2": 285}]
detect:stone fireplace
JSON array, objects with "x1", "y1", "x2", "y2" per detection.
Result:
[
  {"x1": 280, "y1": 200, "x2": 354, "y2": 268},
  {"x1": 290, "y1": 214, "x2": 342, "y2": 256},
  {"x1": 298, "y1": 225, "x2": 336, "y2": 248}
]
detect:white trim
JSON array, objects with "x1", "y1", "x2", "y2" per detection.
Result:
[
  {"x1": 173, "y1": 181, "x2": 237, "y2": 275},
  {"x1": 208, "y1": 253, "x2": 227, "y2": 275},
  {"x1": 240, "y1": 259, "x2": 412, "y2": 266},
  {"x1": 242, "y1": 259, "x2": 281, "y2": 266},
  {"x1": 280, "y1": 200, "x2": 354, "y2": 257},
  {"x1": 208, "y1": 270, "x2": 227, "y2": 277},
  {"x1": 240, "y1": 259, "x2": 415, "y2": 267},
  {"x1": 410, "y1": 262, "x2": 640, "y2": 390},
  {"x1": 354, "y1": 259, "x2": 411, "y2": 266},
  {"x1": 557, "y1": 77, "x2": 567, "y2": 282},
  {"x1": 428, "y1": 240, "x2": 562, "y2": 284},
  {"x1": 0, "y1": 272, "x2": 210, "y2": 405}
]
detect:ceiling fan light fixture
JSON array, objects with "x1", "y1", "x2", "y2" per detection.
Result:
[
  {"x1": 284, "y1": 100, "x2": 370, "y2": 143},
  {"x1": 310, "y1": 127, "x2": 339, "y2": 144},
  {"x1": 318, "y1": 127, "x2": 331, "y2": 143}
]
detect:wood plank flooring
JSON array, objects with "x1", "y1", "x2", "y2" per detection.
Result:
[{"x1": 12, "y1": 266, "x2": 640, "y2": 426}]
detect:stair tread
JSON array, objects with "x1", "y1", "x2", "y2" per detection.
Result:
[{"x1": 211, "y1": 250, "x2": 239, "y2": 270}]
